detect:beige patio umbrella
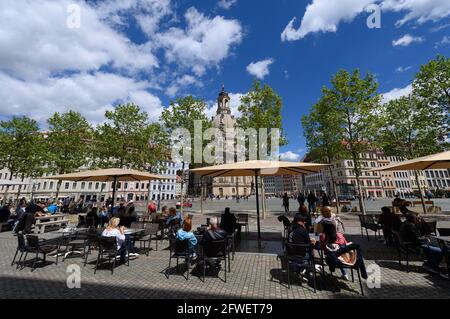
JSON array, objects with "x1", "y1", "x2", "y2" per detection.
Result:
[
  {"x1": 191, "y1": 160, "x2": 329, "y2": 240},
  {"x1": 372, "y1": 150, "x2": 450, "y2": 214},
  {"x1": 43, "y1": 168, "x2": 165, "y2": 208}
]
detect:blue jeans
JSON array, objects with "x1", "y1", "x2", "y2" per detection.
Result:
[{"x1": 421, "y1": 245, "x2": 442, "y2": 271}]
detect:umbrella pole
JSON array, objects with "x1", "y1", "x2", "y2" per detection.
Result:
[
  {"x1": 415, "y1": 171, "x2": 427, "y2": 214},
  {"x1": 255, "y1": 171, "x2": 261, "y2": 241},
  {"x1": 200, "y1": 176, "x2": 204, "y2": 215},
  {"x1": 111, "y1": 176, "x2": 117, "y2": 211}
]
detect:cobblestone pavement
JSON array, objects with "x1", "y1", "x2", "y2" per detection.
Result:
[{"x1": 1, "y1": 212, "x2": 450, "y2": 299}]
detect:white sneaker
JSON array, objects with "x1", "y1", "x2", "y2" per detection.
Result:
[{"x1": 341, "y1": 274, "x2": 350, "y2": 281}]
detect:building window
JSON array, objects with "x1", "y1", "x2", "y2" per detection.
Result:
[
  {"x1": 50, "y1": 182, "x2": 54, "y2": 189},
  {"x1": 95, "y1": 183, "x2": 99, "y2": 190},
  {"x1": 43, "y1": 182, "x2": 47, "y2": 190},
  {"x1": 81, "y1": 182, "x2": 85, "y2": 190},
  {"x1": 88, "y1": 182, "x2": 92, "y2": 190},
  {"x1": 136, "y1": 183, "x2": 139, "y2": 189},
  {"x1": 65, "y1": 182, "x2": 69, "y2": 190}
]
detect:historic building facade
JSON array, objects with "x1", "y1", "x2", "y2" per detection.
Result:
[{"x1": 210, "y1": 87, "x2": 253, "y2": 197}]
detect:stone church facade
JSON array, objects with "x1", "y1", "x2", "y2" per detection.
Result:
[{"x1": 210, "y1": 87, "x2": 253, "y2": 197}]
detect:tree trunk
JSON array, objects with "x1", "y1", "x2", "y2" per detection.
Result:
[
  {"x1": 353, "y1": 157, "x2": 366, "y2": 215},
  {"x1": 180, "y1": 161, "x2": 185, "y2": 214},
  {"x1": 328, "y1": 162, "x2": 340, "y2": 214},
  {"x1": 55, "y1": 180, "x2": 62, "y2": 200},
  {"x1": 414, "y1": 171, "x2": 427, "y2": 214},
  {"x1": 261, "y1": 177, "x2": 266, "y2": 220}
]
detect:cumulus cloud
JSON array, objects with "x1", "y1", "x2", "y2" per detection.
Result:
[
  {"x1": 281, "y1": 0, "x2": 374, "y2": 41},
  {"x1": 157, "y1": 7, "x2": 243, "y2": 76},
  {"x1": 395, "y1": 65, "x2": 412, "y2": 73},
  {"x1": 435, "y1": 36, "x2": 450, "y2": 48},
  {"x1": 281, "y1": 0, "x2": 450, "y2": 41},
  {"x1": 0, "y1": 0, "x2": 158, "y2": 80},
  {"x1": 217, "y1": 0, "x2": 237, "y2": 10},
  {"x1": 280, "y1": 151, "x2": 301, "y2": 162},
  {"x1": 246, "y1": 59, "x2": 274, "y2": 79},
  {"x1": 0, "y1": 72, "x2": 164, "y2": 125},
  {"x1": 392, "y1": 34, "x2": 424, "y2": 46},
  {"x1": 381, "y1": 84, "x2": 412, "y2": 103},
  {"x1": 165, "y1": 75, "x2": 203, "y2": 97}
]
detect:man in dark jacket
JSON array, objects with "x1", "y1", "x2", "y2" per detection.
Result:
[
  {"x1": 220, "y1": 207, "x2": 237, "y2": 235},
  {"x1": 400, "y1": 214, "x2": 426, "y2": 247},
  {"x1": 297, "y1": 193, "x2": 306, "y2": 205},
  {"x1": 0, "y1": 203, "x2": 11, "y2": 223},
  {"x1": 307, "y1": 192, "x2": 316, "y2": 214},
  {"x1": 14, "y1": 204, "x2": 38, "y2": 234},
  {"x1": 202, "y1": 217, "x2": 228, "y2": 269}
]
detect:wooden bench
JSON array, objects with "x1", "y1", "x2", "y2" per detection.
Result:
[
  {"x1": 34, "y1": 214, "x2": 69, "y2": 234},
  {"x1": 412, "y1": 201, "x2": 434, "y2": 207}
]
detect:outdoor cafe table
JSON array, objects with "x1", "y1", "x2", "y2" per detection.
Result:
[{"x1": 35, "y1": 228, "x2": 88, "y2": 244}]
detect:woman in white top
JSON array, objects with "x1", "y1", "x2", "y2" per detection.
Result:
[
  {"x1": 102, "y1": 217, "x2": 127, "y2": 262},
  {"x1": 313, "y1": 206, "x2": 345, "y2": 234}
]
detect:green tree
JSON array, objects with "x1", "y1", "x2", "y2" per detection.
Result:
[
  {"x1": 237, "y1": 81, "x2": 287, "y2": 160},
  {"x1": 46, "y1": 111, "x2": 93, "y2": 198},
  {"x1": 376, "y1": 95, "x2": 448, "y2": 212},
  {"x1": 160, "y1": 96, "x2": 211, "y2": 203},
  {"x1": 238, "y1": 81, "x2": 287, "y2": 219},
  {"x1": 0, "y1": 116, "x2": 44, "y2": 204},
  {"x1": 94, "y1": 104, "x2": 168, "y2": 170},
  {"x1": 316, "y1": 69, "x2": 381, "y2": 214},
  {"x1": 302, "y1": 96, "x2": 345, "y2": 212}
]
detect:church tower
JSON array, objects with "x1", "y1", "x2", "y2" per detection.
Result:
[{"x1": 210, "y1": 86, "x2": 252, "y2": 198}]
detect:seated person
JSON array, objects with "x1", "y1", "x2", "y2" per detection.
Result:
[
  {"x1": 176, "y1": 217, "x2": 198, "y2": 257},
  {"x1": 220, "y1": 207, "x2": 238, "y2": 235},
  {"x1": 166, "y1": 207, "x2": 182, "y2": 228},
  {"x1": 399, "y1": 214, "x2": 428, "y2": 248},
  {"x1": 297, "y1": 204, "x2": 312, "y2": 229},
  {"x1": 102, "y1": 217, "x2": 127, "y2": 263},
  {"x1": 378, "y1": 206, "x2": 402, "y2": 244},
  {"x1": 287, "y1": 215, "x2": 316, "y2": 281},
  {"x1": 14, "y1": 204, "x2": 38, "y2": 234},
  {"x1": 161, "y1": 206, "x2": 169, "y2": 218},
  {"x1": 314, "y1": 206, "x2": 344, "y2": 234},
  {"x1": 320, "y1": 220, "x2": 368, "y2": 281},
  {"x1": 393, "y1": 194, "x2": 406, "y2": 207},
  {"x1": 35, "y1": 202, "x2": 48, "y2": 217},
  {"x1": 203, "y1": 217, "x2": 228, "y2": 243},
  {"x1": 86, "y1": 207, "x2": 100, "y2": 228},
  {"x1": 46, "y1": 201, "x2": 58, "y2": 214},
  {"x1": 99, "y1": 205, "x2": 110, "y2": 227}
]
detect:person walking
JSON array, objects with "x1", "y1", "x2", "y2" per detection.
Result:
[
  {"x1": 307, "y1": 192, "x2": 317, "y2": 214},
  {"x1": 282, "y1": 193, "x2": 290, "y2": 213}
]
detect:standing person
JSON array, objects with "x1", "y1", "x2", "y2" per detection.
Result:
[
  {"x1": 62, "y1": 197, "x2": 71, "y2": 214},
  {"x1": 322, "y1": 193, "x2": 330, "y2": 207},
  {"x1": 282, "y1": 193, "x2": 290, "y2": 213},
  {"x1": 220, "y1": 207, "x2": 238, "y2": 235},
  {"x1": 307, "y1": 192, "x2": 317, "y2": 214},
  {"x1": 297, "y1": 192, "x2": 306, "y2": 206}
]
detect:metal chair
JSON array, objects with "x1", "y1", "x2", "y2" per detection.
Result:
[
  {"x1": 283, "y1": 241, "x2": 317, "y2": 292},
  {"x1": 201, "y1": 239, "x2": 228, "y2": 282},
  {"x1": 83, "y1": 231, "x2": 100, "y2": 267},
  {"x1": 437, "y1": 238, "x2": 450, "y2": 280},
  {"x1": 237, "y1": 214, "x2": 249, "y2": 234},
  {"x1": 25, "y1": 235, "x2": 58, "y2": 272},
  {"x1": 136, "y1": 222, "x2": 160, "y2": 255},
  {"x1": 11, "y1": 233, "x2": 30, "y2": 269},
  {"x1": 166, "y1": 239, "x2": 193, "y2": 280},
  {"x1": 392, "y1": 231, "x2": 421, "y2": 272},
  {"x1": 94, "y1": 236, "x2": 127, "y2": 275}
]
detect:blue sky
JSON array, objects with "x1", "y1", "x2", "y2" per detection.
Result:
[{"x1": 1, "y1": 0, "x2": 449, "y2": 161}]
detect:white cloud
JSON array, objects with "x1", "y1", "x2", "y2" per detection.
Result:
[
  {"x1": 381, "y1": 84, "x2": 412, "y2": 103},
  {"x1": 435, "y1": 36, "x2": 450, "y2": 48},
  {"x1": 0, "y1": 0, "x2": 158, "y2": 80},
  {"x1": 217, "y1": 0, "x2": 237, "y2": 10},
  {"x1": 281, "y1": 0, "x2": 450, "y2": 41},
  {"x1": 157, "y1": 7, "x2": 243, "y2": 76},
  {"x1": 246, "y1": 59, "x2": 274, "y2": 79},
  {"x1": 392, "y1": 34, "x2": 424, "y2": 46},
  {"x1": 0, "y1": 72, "x2": 164, "y2": 125},
  {"x1": 395, "y1": 65, "x2": 412, "y2": 73},
  {"x1": 165, "y1": 75, "x2": 203, "y2": 97},
  {"x1": 381, "y1": 0, "x2": 450, "y2": 27},
  {"x1": 281, "y1": 0, "x2": 374, "y2": 41},
  {"x1": 280, "y1": 151, "x2": 301, "y2": 162}
]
